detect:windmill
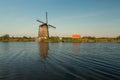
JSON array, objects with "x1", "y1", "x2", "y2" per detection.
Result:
[{"x1": 37, "y1": 12, "x2": 56, "y2": 40}]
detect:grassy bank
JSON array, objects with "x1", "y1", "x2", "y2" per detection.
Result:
[
  {"x1": 39, "y1": 37, "x2": 120, "y2": 43},
  {"x1": 0, "y1": 34, "x2": 120, "y2": 42}
]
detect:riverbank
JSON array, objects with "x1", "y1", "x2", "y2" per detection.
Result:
[
  {"x1": 0, "y1": 35, "x2": 120, "y2": 42},
  {"x1": 0, "y1": 38, "x2": 120, "y2": 42},
  {"x1": 0, "y1": 35, "x2": 34, "y2": 42},
  {"x1": 39, "y1": 38, "x2": 120, "y2": 43}
]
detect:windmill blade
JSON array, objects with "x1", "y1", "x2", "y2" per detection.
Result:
[
  {"x1": 36, "y1": 20, "x2": 45, "y2": 24},
  {"x1": 48, "y1": 24, "x2": 56, "y2": 28}
]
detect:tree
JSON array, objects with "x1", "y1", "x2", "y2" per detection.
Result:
[
  {"x1": 1, "y1": 34, "x2": 10, "y2": 39},
  {"x1": 23, "y1": 36, "x2": 28, "y2": 39},
  {"x1": 116, "y1": 36, "x2": 120, "y2": 39},
  {"x1": 0, "y1": 34, "x2": 10, "y2": 41},
  {"x1": 50, "y1": 36, "x2": 60, "y2": 42}
]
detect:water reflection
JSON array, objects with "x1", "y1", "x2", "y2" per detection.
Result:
[
  {"x1": 72, "y1": 43, "x2": 81, "y2": 54},
  {"x1": 38, "y1": 42, "x2": 49, "y2": 60}
]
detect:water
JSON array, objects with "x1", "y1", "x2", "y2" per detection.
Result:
[{"x1": 0, "y1": 42, "x2": 120, "y2": 80}]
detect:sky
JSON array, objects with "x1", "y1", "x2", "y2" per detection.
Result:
[{"x1": 0, "y1": 0, "x2": 120, "y2": 37}]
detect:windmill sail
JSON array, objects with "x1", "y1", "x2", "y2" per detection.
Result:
[
  {"x1": 37, "y1": 20, "x2": 45, "y2": 24},
  {"x1": 46, "y1": 12, "x2": 48, "y2": 24}
]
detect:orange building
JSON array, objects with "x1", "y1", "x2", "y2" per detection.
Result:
[{"x1": 72, "y1": 34, "x2": 81, "y2": 38}]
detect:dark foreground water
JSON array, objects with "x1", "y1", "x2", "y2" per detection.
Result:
[{"x1": 0, "y1": 42, "x2": 120, "y2": 80}]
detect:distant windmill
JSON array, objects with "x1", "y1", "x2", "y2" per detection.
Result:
[{"x1": 37, "y1": 12, "x2": 56, "y2": 40}]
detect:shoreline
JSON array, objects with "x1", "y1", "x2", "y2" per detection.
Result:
[
  {"x1": 0, "y1": 40, "x2": 120, "y2": 43},
  {"x1": 0, "y1": 35, "x2": 120, "y2": 42}
]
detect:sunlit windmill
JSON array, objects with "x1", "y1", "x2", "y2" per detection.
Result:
[{"x1": 36, "y1": 12, "x2": 56, "y2": 41}]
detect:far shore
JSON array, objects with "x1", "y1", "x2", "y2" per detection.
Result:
[{"x1": 0, "y1": 34, "x2": 120, "y2": 42}]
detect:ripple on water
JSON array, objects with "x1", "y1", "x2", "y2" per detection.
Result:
[{"x1": 0, "y1": 42, "x2": 120, "y2": 80}]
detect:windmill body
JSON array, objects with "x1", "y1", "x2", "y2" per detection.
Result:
[
  {"x1": 37, "y1": 12, "x2": 56, "y2": 40},
  {"x1": 38, "y1": 23, "x2": 49, "y2": 39}
]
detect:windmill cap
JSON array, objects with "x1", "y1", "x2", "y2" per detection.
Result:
[{"x1": 40, "y1": 23, "x2": 48, "y2": 27}]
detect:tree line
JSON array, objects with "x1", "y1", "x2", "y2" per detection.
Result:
[
  {"x1": 0, "y1": 34, "x2": 34, "y2": 42},
  {"x1": 0, "y1": 34, "x2": 120, "y2": 42},
  {"x1": 39, "y1": 36, "x2": 120, "y2": 42}
]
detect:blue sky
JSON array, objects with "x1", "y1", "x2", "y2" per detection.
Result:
[{"x1": 0, "y1": 0, "x2": 120, "y2": 37}]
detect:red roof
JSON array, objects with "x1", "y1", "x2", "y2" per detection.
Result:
[{"x1": 72, "y1": 34, "x2": 81, "y2": 38}]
